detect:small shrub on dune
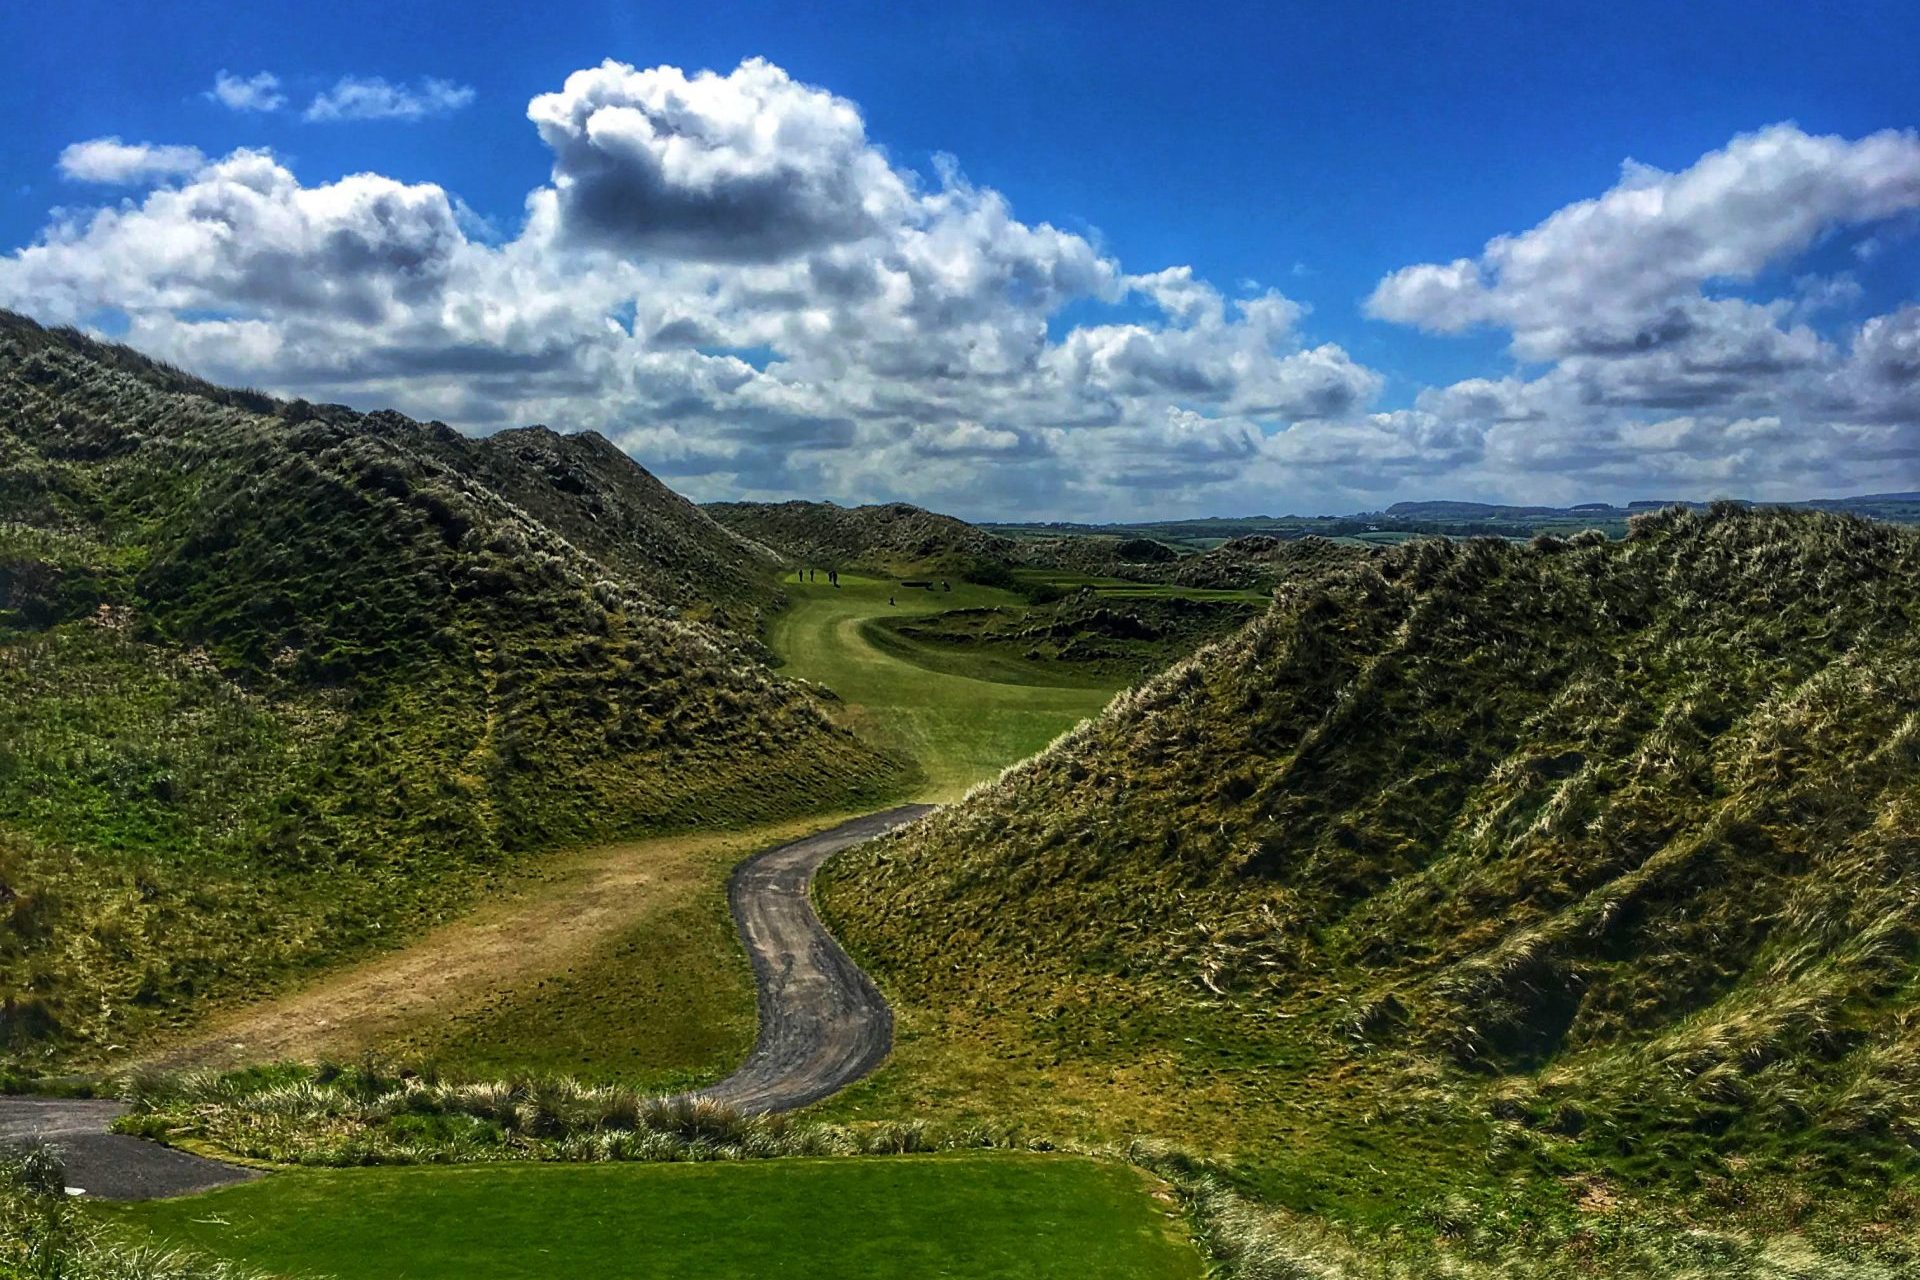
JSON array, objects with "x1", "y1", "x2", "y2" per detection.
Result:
[
  {"x1": 512, "y1": 1078, "x2": 581, "y2": 1138},
  {"x1": 640, "y1": 1094, "x2": 747, "y2": 1146},
  {"x1": 583, "y1": 1086, "x2": 642, "y2": 1132}
]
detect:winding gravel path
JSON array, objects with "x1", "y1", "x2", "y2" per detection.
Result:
[
  {"x1": 0, "y1": 803, "x2": 930, "y2": 1197},
  {"x1": 698, "y1": 803, "x2": 935, "y2": 1112},
  {"x1": 0, "y1": 1097, "x2": 259, "y2": 1200}
]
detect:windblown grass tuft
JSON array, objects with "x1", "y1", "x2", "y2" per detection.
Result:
[{"x1": 112, "y1": 1064, "x2": 1056, "y2": 1168}]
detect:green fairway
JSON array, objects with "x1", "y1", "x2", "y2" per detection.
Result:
[
  {"x1": 104, "y1": 1153, "x2": 1202, "y2": 1280},
  {"x1": 767, "y1": 572, "x2": 1125, "y2": 799}
]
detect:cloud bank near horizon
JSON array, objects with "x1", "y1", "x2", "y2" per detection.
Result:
[{"x1": 4, "y1": 57, "x2": 1917, "y2": 518}]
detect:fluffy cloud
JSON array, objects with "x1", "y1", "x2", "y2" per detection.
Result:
[
  {"x1": 1369, "y1": 124, "x2": 1920, "y2": 360},
  {"x1": 208, "y1": 71, "x2": 285, "y2": 113},
  {"x1": 1364, "y1": 123, "x2": 1920, "y2": 508},
  {"x1": 1838, "y1": 305, "x2": 1920, "y2": 423},
  {"x1": 1050, "y1": 275, "x2": 1375, "y2": 418},
  {"x1": 528, "y1": 58, "x2": 910, "y2": 262},
  {"x1": 4, "y1": 149, "x2": 472, "y2": 335},
  {"x1": 305, "y1": 76, "x2": 476, "y2": 123},
  {"x1": 908, "y1": 420, "x2": 1028, "y2": 456},
  {"x1": 5, "y1": 70, "x2": 1916, "y2": 517},
  {"x1": 57, "y1": 138, "x2": 206, "y2": 184}
]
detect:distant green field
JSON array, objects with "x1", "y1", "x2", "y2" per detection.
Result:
[
  {"x1": 103, "y1": 1153, "x2": 1202, "y2": 1280},
  {"x1": 767, "y1": 572, "x2": 1125, "y2": 800}
]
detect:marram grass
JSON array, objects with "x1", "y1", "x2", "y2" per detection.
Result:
[
  {"x1": 0, "y1": 309, "x2": 905, "y2": 1068},
  {"x1": 819, "y1": 505, "x2": 1920, "y2": 1274},
  {"x1": 2, "y1": 1143, "x2": 281, "y2": 1280},
  {"x1": 112, "y1": 1062, "x2": 1057, "y2": 1167}
]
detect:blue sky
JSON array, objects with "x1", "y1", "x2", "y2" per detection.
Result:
[{"x1": 4, "y1": 0, "x2": 1918, "y2": 518}]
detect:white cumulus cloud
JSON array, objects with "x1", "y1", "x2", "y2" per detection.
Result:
[
  {"x1": 1368, "y1": 123, "x2": 1920, "y2": 362},
  {"x1": 57, "y1": 138, "x2": 206, "y2": 184},
  {"x1": 6, "y1": 149, "x2": 467, "y2": 328},
  {"x1": 1363, "y1": 122, "x2": 1920, "y2": 509},
  {"x1": 208, "y1": 70, "x2": 285, "y2": 113},
  {"x1": 528, "y1": 57, "x2": 911, "y2": 262}
]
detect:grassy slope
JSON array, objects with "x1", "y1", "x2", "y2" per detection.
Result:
[
  {"x1": 142, "y1": 812, "x2": 868, "y2": 1089},
  {"x1": 102, "y1": 1154, "x2": 1202, "y2": 1280},
  {"x1": 820, "y1": 509, "x2": 1920, "y2": 1268},
  {"x1": 765, "y1": 572, "x2": 1124, "y2": 801},
  {"x1": 0, "y1": 312, "x2": 903, "y2": 1068},
  {"x1": 132, "y1": 570, "x2": 1268, "y2": 1085},
  {"x1": 471, "y1": 426, "x2": 782, "y2": 632}
]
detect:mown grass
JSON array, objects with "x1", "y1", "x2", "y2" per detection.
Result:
[
  {"x1": 765, "y1": 572, "x2": 1125, "y2": 800},
  {"x1": 864, "y1": 583, "x2": 1264, "y2": 688},
  {"x1": 99, "y1": 1154, "x2": 1202, "y2": 1280},
  {"x1": 3, "y1": 1144, "x2": 271, "y2": 1280}
]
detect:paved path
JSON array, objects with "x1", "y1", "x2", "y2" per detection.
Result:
[
  {"x1": 699, "y1": 804, "x2": 935, "y2": 1112},
  {"x1": 0, "y1": 1097, "x2": 259, "y2": 1200}
]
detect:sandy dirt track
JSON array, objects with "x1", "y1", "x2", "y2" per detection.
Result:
[{"x1": 134, "y1": 816, "x2": 855, "y2": 1072}]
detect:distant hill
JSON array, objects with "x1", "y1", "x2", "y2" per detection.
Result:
[
  {"x1": 823, "y1": 506, "x2": 1920, "y2": 1267},
  {"x1": 708, "y1": 499, "x2": 1216, "y2": 590},
  {"x1": 1386, "y1": 495, "x2": 1920, "y2": 524},
  {"x1": 0, "y1": 311, "x2": 902, "y2": 1061},
  {"x1": 991, "y1": 492, "x2": 1920, "y2": 550},
  {"x1": 1381, "y1": 499, "x2": 1577, "y2": 519},
  {"x1": 470, "y1": 426, "x2": 782, "y2": 629},
  {"x1": 704, "y1": 500, "x2": 1015, "y2": 575}
]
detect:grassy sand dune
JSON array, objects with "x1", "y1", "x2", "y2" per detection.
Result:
[
  {"x1": 821, "y1": 508, "x2": 1920, "y2": 1273},
  {"x1": 0, "y1": 312, "x2": 903, "y2": 1069}
]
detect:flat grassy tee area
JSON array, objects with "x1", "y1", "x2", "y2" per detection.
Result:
[{"x1": 103, "y1": 1152, "x2": 1202, "y2": 1280}]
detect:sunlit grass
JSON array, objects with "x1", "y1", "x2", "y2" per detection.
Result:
[
  {"x1": 101, "y1": 1155, "x2": 1203, "y2": 1280},
  {"x1": 766, "y1": 572, "x2": 1124, "y2": 800}
]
